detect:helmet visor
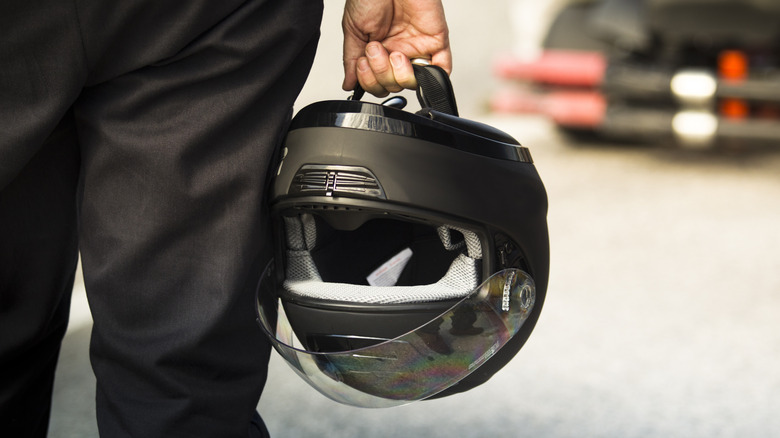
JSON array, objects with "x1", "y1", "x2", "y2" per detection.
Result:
[{"x1": 256, "y1": 261, "x2": 536, "y2": 408}]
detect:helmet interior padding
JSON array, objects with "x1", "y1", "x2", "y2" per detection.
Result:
[{"x1": 281, "y1": 214, "x2": 483, "y2": 305}]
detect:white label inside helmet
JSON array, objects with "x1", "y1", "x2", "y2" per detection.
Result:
[{"x1": 367, "y1": 248, "x2": 414, "y2": 287}]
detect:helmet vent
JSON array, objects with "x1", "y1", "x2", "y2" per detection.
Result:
[{"x1": 291, "y1": 165, "x2": 386, "y2": 199}]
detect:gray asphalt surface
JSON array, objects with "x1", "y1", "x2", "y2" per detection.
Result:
[{"x1": 50, "y1": 1, "x2": 780, "y2": 437}]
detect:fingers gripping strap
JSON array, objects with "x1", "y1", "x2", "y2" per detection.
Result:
[{"x1": 349, "y1": 64, "x2": 458, "y2": 117}]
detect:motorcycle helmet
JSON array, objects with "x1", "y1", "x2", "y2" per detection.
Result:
[{"x1": 256, "y1": 63, "x2": 549, "y2": 408}]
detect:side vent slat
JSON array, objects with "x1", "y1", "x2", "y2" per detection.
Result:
[{"x1": 290, "y1": 165, "x2": 386, "y2": 199}]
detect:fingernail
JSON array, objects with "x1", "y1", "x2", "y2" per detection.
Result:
[
  {"x1": 366, "y1": 43, "x2": 380, "y2": 58},
  {"x1": 390, "y1": 53, "x2": 403, "y2": 68},
  {"x1": 358, "y1": 58, "x2": 370, "y2": 72}
]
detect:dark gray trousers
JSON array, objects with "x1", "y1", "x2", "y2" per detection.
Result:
[{"x1": 0, "y1": 1, "x2": 323, "y2": 436}]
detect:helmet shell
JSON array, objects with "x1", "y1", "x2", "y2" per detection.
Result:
[{"x1": 269, "y1": 99, "x2": 549, "y2": 397}]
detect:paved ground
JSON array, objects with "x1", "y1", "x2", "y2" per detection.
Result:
[{"x1": 50, "y1": 1, "x2": 780, "y2": 437}]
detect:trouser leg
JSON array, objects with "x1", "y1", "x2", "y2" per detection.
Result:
[
  {"x1": 0, "y1": 113, "x2": 81, "y2": 437},
  {"x1": 74, "y1": 1, "x2": 322, "y2": 436},
  {"x1": 0, "y1": 1, "x2": 88, "y2": 435}
]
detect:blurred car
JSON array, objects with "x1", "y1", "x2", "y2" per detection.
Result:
[{"x1": 491, "y1": 0, "x2": 780, "y2": 148}]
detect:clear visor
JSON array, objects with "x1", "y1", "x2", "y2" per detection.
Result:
[{"x1": 256, "y1": 261, "x2": 536, "y2": 408}]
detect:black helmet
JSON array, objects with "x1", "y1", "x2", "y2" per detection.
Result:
[{"x1": 256, "y1": 64, "x2": 549, "y2": 408}]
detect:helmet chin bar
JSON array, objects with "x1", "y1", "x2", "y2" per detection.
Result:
[{"x1": 256, "y1": 259, "x2": 536, "y2": 408}]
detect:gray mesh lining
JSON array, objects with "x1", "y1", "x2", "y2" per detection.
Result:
[
  {"x1": 283, "y1": 215, "x2": 317, "y2": 251},
  {"x1": 285, "y1": 253, "x2": 478, "y2": 304},
  {"x1": 282, "y1": 215, "x2": 482, "y2": 304},
  {"x1": 437, "y1": 226, "x2": 482, "y2": 259}
]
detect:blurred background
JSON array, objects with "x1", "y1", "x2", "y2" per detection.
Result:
[{"x1": 51, "y1": 1, "x2": 780, "y2": 437}]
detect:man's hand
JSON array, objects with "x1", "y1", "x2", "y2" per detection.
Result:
[{"x1": 342, "y1": 0, "x2": 451, "y2": 97}]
